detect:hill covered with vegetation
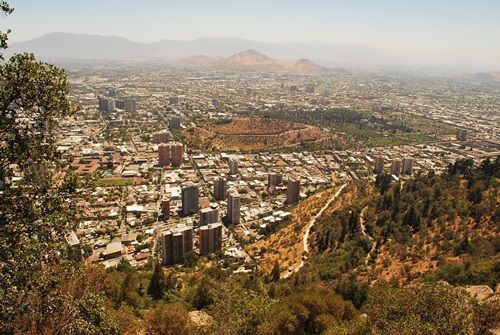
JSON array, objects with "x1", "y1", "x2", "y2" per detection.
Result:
[{"x1": 308, "y1": 158, "x2": 499, "y2": 289}]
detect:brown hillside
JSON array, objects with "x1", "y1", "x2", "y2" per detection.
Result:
[{"x1": 182, "y1": 117, "x2": 343, "y2": 152}]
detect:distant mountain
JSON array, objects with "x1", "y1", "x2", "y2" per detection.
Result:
[
  {"x1": 470, "y1": 71, "x2": 500, "y2": 81},
  {"x1": 177, "y1": 55, "x2": 225, "y2": 67},
  {"x1": 8, "y1": 33, "x2": 146, "y2": 59},
  {"x1": 179, "y1": 49, "x2": 325, "y2": 73},
  {"x1": 8, "y1": 32, "x2": 394, "y2": 67},
  {"x1": 471, "y1": 72, "x2": 494, "y2": 81}
]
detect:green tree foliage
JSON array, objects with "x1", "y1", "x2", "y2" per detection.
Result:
[
  {"x1": 402, "y1": 205, "x2": 421, "y2": 231},
  {"x1": 364, "y1": 282, "x2": 499, "y2": 335},
  {"x1": 145, "y1": 303, "x2": 194, "y2": 335},
  {"x1": 5, "y1": 263, "x2": 120, "y2": 334},
  {"x1": 447, "y1": 158, "x2": 474, "y2": 176},
  {"x1": 0, "y1": 1, "x2": 13, "y2": 54},
  {"x1": 0, "y1": 24, "x2": 112, "y2": 335},
  {"x1": 271, "y1": 261, "x2": 281, "y2": 282},
  {"x1": 189, "y1": 277, "x2": 216, "y2": 310},
  {"x1": 336, "y1": 276, "x2": 369, "y2": 309},
  {"x1": 119, "y1": 271, "x2": 144, "y2": 309},
  {"x1": 312, "y1": 158, "x2": 498, "y2": 286},
  {"x1": 148, "y1": 261, "x2": 167, "y2": 300},
  {"x1": 258, "y1": 288, "x2": 357, "y2": 335},
  {"x1": 206, "y1": 279, "x2": 274, "y2": 335},
  {"x1": 0, "y1": 4, "x2": 122, "y2": 332},
  {"x1": 430, "y1": 257, "x2": 500, "y2": 289},
  {"x1": 374, "y1": 173, "x2": 391, "y2": 194}
]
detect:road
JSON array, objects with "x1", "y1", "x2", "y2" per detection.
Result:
[{"x1": 282, "y1": 183, "x2": 347, "y2": 279}]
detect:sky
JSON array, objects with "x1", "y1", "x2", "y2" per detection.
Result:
[{"x1": 3, "y1": 0, "x2": 500, "y2": 69}]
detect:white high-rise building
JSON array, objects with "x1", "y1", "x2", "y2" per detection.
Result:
[{"x1": 227, "y1": 193, "x2": 241, "y2": 225}]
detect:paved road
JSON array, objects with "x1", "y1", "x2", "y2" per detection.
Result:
[{"x1": 282, "y1": 183, "x2": 347, "y2": 279}]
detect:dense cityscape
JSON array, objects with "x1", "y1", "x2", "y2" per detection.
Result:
[
  {"x1": 1, "y1": 1, "x2": 499, "y2": 334},
  {"x1": 50, "y1": 64, "x2": 499, "y2": 274}
]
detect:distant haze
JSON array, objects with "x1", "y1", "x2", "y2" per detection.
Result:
[
  {"x1": 4, "y1": 0, "x2": 500, "y2": 70},
  {"x1": 7, "y1": 33, "x2": 394, "y2": 69}
]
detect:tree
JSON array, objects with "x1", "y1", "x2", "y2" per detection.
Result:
[
  {"x1": 0, "y1": 4, "x2": 108, "y2": 329},
  {"x1": 207, "y1": 280, "x2": 273, "y2": 335},
  {"x1": 145, "y1": 304, "x2": 194, "y2": 335},
  {"x1": 336, "y1": 276, "x2": 368, "y2": 309},
  {"x1": 120, "y1": 271, "x2": 144, "y2": 309},
  {"x1": 348, "y1": 210, "x2": 360, "y2": 234},
  {"x1": 402, "y1": 205, "x2": 421, "y2": 231},
  {"x1": 271, "y1": 261, "x2": 281, "y2": 282},
  {"x1": 364, "y1": 282, "x2": 495, "y2": 335},
  {"x1": 472, "y1": 300, "x2": 500, "y2": 335},
  {"x1": 0, "y1": 3, "x2": 122, "y2": 331},
  {"x1": 258, "y1": 289, "x2": 357, "y2": 335},
  {"x1": 6, "y1": 263, "x2": 120, "y2": 334},
  {"x1": 468, "y1": 183, "x2": 484, "y2": 205},
  {"x1": 0, "y1": 1, "x2": 13, "y2": 55},
  {"x1": 148, "y1": 261, "x2": 166, "y2": 300},
  {"x1": 375, "y1": 173, "x2": 391, "y2": 194},
  {"x1": 190, "y1": 277, "x2": 215, "y2": 310}
]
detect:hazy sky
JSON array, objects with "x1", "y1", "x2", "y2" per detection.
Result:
[{"x1": 4, "y1": 0, "x2": 500, "y2": 68}]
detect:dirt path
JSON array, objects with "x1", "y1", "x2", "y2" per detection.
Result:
[
  {"x1": 281, "y1": 183, "x2": 347, "y2": 279},
  {"x1": 360, "y1": 206, "x2": 377, "y2": 265}
]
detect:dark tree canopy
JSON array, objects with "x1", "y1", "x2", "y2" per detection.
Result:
[
  {"x1": 0, "y1": 3, "x2": 107, "y2": 332},
  {"x1": 0, "y1": 1, "x2": 13, "y2": 55}
]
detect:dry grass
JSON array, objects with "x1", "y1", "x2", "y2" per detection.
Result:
[
  {"x1": 182, "y1": 117, "x2": 342, "y2": 151},
  {"x1": 246, "y1": 187, "x2": 343, "y2": 274}
]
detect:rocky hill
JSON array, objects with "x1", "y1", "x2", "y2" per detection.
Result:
[{"x1": 178, "y1": 49, "x2": 326, "y2": 73}]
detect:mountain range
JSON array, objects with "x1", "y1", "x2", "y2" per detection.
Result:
[
  {"x1": 177, "y1": 49, "x2": 325, "y2": 73},
  {"x1": 470, "y1": 71, "x2": 500, "y2": 81},
  {"x1": 7, "y1": 32, "x2": 392, "y2": 67}
]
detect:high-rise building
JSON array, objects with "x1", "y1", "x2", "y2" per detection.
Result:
[
  {"x1": 268, "y1": 173, "x2": 283, "y2": 187},
  {"x1": 169, "y1": 116, "x2": 182, "y2": 130},
  {"x1": 198, "y1": 223, "x2": 223, "y2": 256},
  {"x1": 286, "y1": 178, "x2": 301, "y2": 205},
  {"x1": 391, "y1": 159, "x2": 402, "y2": 177},
  {"x1": 115, "y1": 99, "x2": 125, "y2": 109},
  {"x1": 227, "y1": 193, "x2": 241, "y2": 225},
  {"x1": 456, "y1": 128, "x2": 468, "y2": 141},
  {"x1": 402, "y1": 158, "x2": 414, "y2": 176},
  {"x1": 170, "y1": 142, "x2": 184, "y2": 167},
  {"x1": 152, "y1": 131, "x2": 172, "y2": 144},
  {"x1": 374, "y1": 156, "x2": 384, "y2": 174},
  {"x1": 199, "y1": 206, "x2": 220, "y2": 226},
  {"x1": 182, "y1": 183, "x2": 199, "y2": 216},
  {"x1": 161, "y1": 198, "x2": 170, "y2": 220},
  {"x1": 125, "y1": 98, "x2": 137, "y2": 112},
  {"x1": 160, "y1": 224, "x2": 193, "y2": 265},
  {"x1": 213, "y1": 177, "x2": 227, "y2": 201},
  {"x1": 158, "y1": 143, "x2": 171, "y2": 167},
  {"x1": 98, "y1": 96, "x2": 109, "y2": 112},
  {"x1": 228, "y1": 158, "x2": 238, "y2": 175},
  {"x1": 107, "y1": 99, "x2": 115, "y2": 112}
]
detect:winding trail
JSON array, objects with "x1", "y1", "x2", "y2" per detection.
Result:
[
  {"x1": 282, "y1": 183, "x2": 347, "y2": 279},
  {"x1": 359, "y1": 206, "x2": 377, "y2": 265}
]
